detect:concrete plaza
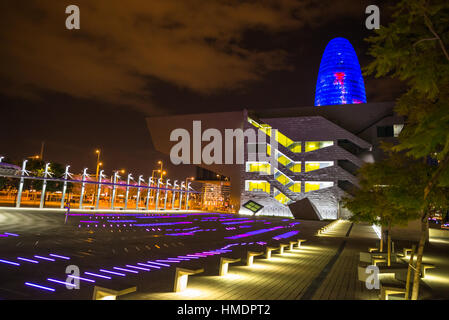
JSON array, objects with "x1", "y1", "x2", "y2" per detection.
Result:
[{"x1": 0, "y1": 208, "x2": 448, "y2": 300}]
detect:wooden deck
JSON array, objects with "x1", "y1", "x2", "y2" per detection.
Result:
[{"x1": 125, "y1": 221, "x2": 383, "y2": 300}]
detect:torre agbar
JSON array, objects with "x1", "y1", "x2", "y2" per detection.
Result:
[{"x1": 146, "y1": 38, "x2": 404, "y2": 220}]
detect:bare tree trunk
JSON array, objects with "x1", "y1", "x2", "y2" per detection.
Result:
[
  {"x1": 379, "y1": 227, "x2": 384, "y2": 252},
  {"x1": 387, "y1": 222, "x2": 391, "y2": 266},
  {"x1": 411, "y1": 213, "x2": 428, "y2": 300},
  {"x1": 405, "y1": 245, "x2": 416, "y2": 300}
]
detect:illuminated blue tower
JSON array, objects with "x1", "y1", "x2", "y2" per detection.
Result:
[{"x1": 314, "y1": 38, "x2": 367, "y2": 106}]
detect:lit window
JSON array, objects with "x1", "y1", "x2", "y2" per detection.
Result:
[
  {"x1": 305, "y1": 161, "x2": 334, "y2": 172},
  {"x1": 273, "y1": 188, "x2": 291, "y2": 205},
  {"x1": 274, "y1": 169, "x2": 293, "y2": 186},
  {"x1": 246, "y1": 162, "x2": 271, "y2": 174},
  {"x1": 245, "y1": 180, "x2": 270, "y2": 194},
  {"x1": 289, "y1": 182, "x2": 301, "y2": 193},
  {"x1": 305, "y1": 141, "x2": 334, "y2": 152},
  {"x1": 247, "y1": 118, "x2": 301, "y2": 153},
  {"x1": 288, "y1": 162, "x2": 301, "y2": 173},
  {"x1": 276, "y1": 150, "x2": 292, "y2": 167},
  {"x1": 288, "y1": 142, "x2": 302, "y2": 153},
  {"x1": 305, "y1": 181, "x2": 334, "y2": 193}
]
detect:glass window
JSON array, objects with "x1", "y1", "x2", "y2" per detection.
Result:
[
  {"x1": 273, "y1": 188, "x2": 291, "y2": 205},
  {"x1": 275, "y1": 150, "x2": 292, "y2": 167},
  {"x1": 289, "y1": 182, "x2": 301, "y2": 193},
  {"x1": 274, "y1": 169, "x2": 293, "y2": 186},
  {"x1": 289, "y1": 142, "x2": 302, "y2": 153},
  {"x1": 305, "y1": 181, "x2": 334, "y2": 193},
  {"x1": 245, "y1": 180, "x2": 270, "y2": 194},
  {"x1": 377, "y1": 126, "x2": 394, "y2": 137},
  {"x1": 288, "y1": 162, "x2": 301, "y2": 173},
  {"x1": 305, "y1": 141, "x2": 334, "y2": 152},
  {"x1": 305, "y1": 161, "x2": 334, "y2": 172},
  {"x1": 246, "y1": 162, "x2": 271, "y2": 174}
]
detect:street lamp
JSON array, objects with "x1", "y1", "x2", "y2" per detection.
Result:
[
  {"x1": 95, "y1": 169, "x2": 106, "y2": 210},
  {"x1": 185, "y1": 177, "x2": 194, "y2": 211},
  {"x1": 95, "y1": 149, "x2": 101, "y2": 180},
  {"x1": 39, "y1": 163, "x2": 52, "y2": 209},
  {"x1": 60, "y1": 165, "x2": 71, "y2": 209},
  {"x1": 158, "y1": 160, "x2": 164, "y2": 179},
  {"x1": 16, "y1": 160, "x2": 29, "y2": 208},
  {"x1": 79, "y1": 168, "x2": 89, "y2": 209},
  {"x1": 111, "y1": 170, "x2": 121, "y2": 210},
  {"x1": 124, "y1": 173, "x2": 134, "y2": 210},
  {"x1": 136, "y1": 175, "x2": 144, "y2": 210},
  {"x1": 185, "y1": 176, "x2": 194, "y2": 186},
  {"x1": 151, "y1": 169, "x2": 160, "y2": 204}
]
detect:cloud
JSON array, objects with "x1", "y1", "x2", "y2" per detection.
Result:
[{"x1": 0, "y1": 0, "x2": 363, "y2": 111}]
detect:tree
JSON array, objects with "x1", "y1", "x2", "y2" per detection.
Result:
[
  {"x1": 364, "y1": 0, "x2": 449, "y2": 299},
  {"x1": 344, "y1": 150, "x2": 428, "y2": 267}
]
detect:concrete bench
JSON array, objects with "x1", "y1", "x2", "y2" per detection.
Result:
[
  {"x1": 265, "y1": 246, "x2": 278, "y2": 259},
  {"x1": 421, "y1": 263, "x2": 436, "y2": 277},
  {"x1": 279, "y1": 244, "x2": 288, "y2": 255},
  {"x1": 174, "y1": 267, "x2": 204, "y2": 292},
  {"x1": 297, "y1": 239, "x2": 307, "y2": 248},
  {"x1": 92, "y1": 284, "x2": 137, "y2": 300},
  {"x1": 219, "y1": 257, "x2": 240, "y2": 276},
  {"x1": 379, "y1": 277, "x2": 406, "y2": 300},
  {"x1": 357, "y1": 262, "x2": 408, "y2": 282},
  {"x1": 246, "y1": 251, "x2": 264, "y2": 266},
  {"x1": 403, "y1": 248, "x2": 412, "y2": 257},
  {"x1": 289, "y1": 241, "x2": 297, "y2": 250},
  {"x1": 360, "y1": 251, "x2": 398, "y2": 264}
]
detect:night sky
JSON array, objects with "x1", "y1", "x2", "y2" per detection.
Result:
[{"x1": 0, "y1": 0, "x2": 404, "y2": 180}]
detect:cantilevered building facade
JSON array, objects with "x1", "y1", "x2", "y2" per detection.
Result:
[{"x1": 146, "y1": 38, "x2": 404, "y2": 220}]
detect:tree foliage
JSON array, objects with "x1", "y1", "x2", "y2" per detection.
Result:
[{"x1": 365, "y1": 0, "x2": 449, "y2": 187}]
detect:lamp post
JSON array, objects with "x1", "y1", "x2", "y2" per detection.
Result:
[
  {"x1": 79, "y1": 168, "x2": 89, "y2": 209},
  {"x1": 179, "y1": 181, "x2": 185, "y2": 210},
  {"x1": 155, "y1": 178, "x2": 163, "y2": 211},
  {"x1": 124, "y1": 173, "x2": 133, "y2": 210},
  {"x1": 164, "y1": 179, "x2": 171, "y2": 210},
  {"x1": 93, "y1": 150, "x2": 102, "y2": 205},
  {"x1": 145, "y1": 176, "x2": 153, "y2": 210},
  {"x1": 95, "y1": 150, "x2": 101, "y2": 179},
  {"x1": 60, "y1": 165, "x2": 71, "y2": 208},
  {"x1": 111, "y1": 171, "x2": 120, "y2": 210},
  {"x1": 39, "y1": 163, "x2": 52, "y2": 209},
  {"x1": 135, "y1": 175, "x2": 144, "y2": 210},
  {"x1": 151, "y1": 169, "x2": 160, "y2": 204},
  {"x1": 158, "y1": 160, "x2": 164, "y2": 179},
  {"x1": 95, "y1": 170, "x2": 105, "y2": 210},
  {"x1": 171, "y1": 180, "x2": 178, "y2": 209},
  {"x1": 16, "y1": 160, "x2": 28, "y2": 208},
  {"x1": 184, "y1": 177, "x2": 194, "y2": 210},
  {"x1": 185, "y1": 182, "x2": 193, "y2": 210}
]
